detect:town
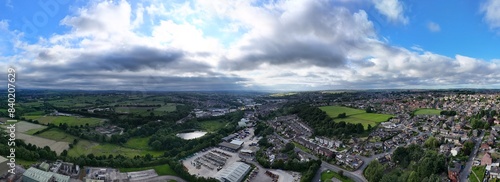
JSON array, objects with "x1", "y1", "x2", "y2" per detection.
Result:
[{"x1": 0, "y1": 89, "x2": 499, "y2": 182}]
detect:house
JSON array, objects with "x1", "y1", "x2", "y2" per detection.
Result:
[
  {"x1": 481, "y1": 153, "x2": 493, "y2": 166},
  {"x1": 448, "y1": 162, "x2": 461, "y2": 182},
  {"x1": 481, "y1": 143, "x2": 491, "y2": 151},
  {"x1": 490, "y1": 165, "x2": 500, "y2": 179}
]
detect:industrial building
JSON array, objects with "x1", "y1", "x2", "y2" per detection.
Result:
[
  {"x1": 218, "y1": 142, "x2": 242, "y2": 152},
  {"x1": 22, "y1": 167, "x2": 70, "y2": 182},
  {"x1": 215, "y1": 162, "x2": 251, "y2": 182},
  {"x1": 0, "y1": 156, "x2": 9, "y2": 176}
]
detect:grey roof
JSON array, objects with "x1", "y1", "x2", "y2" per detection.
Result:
[
  {"x1": 219, "y1": 142, "x2": 241, "y2": 150},
  {"x1": 0, "y1": 156, "x2": 7, "y2": 163},
  {"x1": 216, "y1": 162, "x2": 251, "y2": 182},
  {"x1": 23, "y1": 167, "x2": 53, "y2": 182}
]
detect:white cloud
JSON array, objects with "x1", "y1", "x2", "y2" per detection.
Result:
[
  {"x1": 3, "y1": 0, "x2": 500, "y2": 91},
  {"x1": 481, "y1": 0, "x2": 500, "y2": 31},
  {"x1": 372, "y1": 0, "x2": 408, "y2": 24},
  {"x1": 427, "y1": 21, "x2": 441, "y2": 32}
]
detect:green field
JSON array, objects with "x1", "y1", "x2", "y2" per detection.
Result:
[
  {"x1": 119, "y1": 164, "x2": 177, "y2": 176},
  {"x1": 16, "y1": 159, "x2": 38, "y2": 169},
  {"x1": 319, "y1": 106, "x2": 365, "y2": 117},
  {"x1": 36, "y1": 128, "x2": 78, "y2": 143},
  {"x1": 321, "y1": 170, "x2": 354, "y2": 182},
  {"x1": 319, "y1": 106, "x2": 393, "y2": 129},
  {"x1": 68, "y1": 140, "x2": 164, "y2": 158},
  {"x1": 199, "y1": 119, "x2": 228, "y2": 132},
  {"x1": 114, "y1": 103, "x2": 177, "y2": 116},
  {"x1": 155, "y1": 103, "x2": 177, "y2": 112},
  {"x1": 471, "y1": 166, "x2": 486, "y2": 182},
  {"x1": 413, "y1": 108, "x2": 442, "y2": 115},
  {"x1": 124, "y1": 137, "x2": 152, "y2": 150},
  {"x1": 24, "y1": 126, "x2": 48, "y2": 135},
  {"x1": 23, "y1": 116, "x2": 102, "y2": 126}
]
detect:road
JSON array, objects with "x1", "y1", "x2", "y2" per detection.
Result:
[{"x1": 459, "y1": 130, "x2": 484, "y2": 182}]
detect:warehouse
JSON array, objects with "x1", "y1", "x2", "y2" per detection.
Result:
[
  {"x1": 22, "y1": 167, "x2": 70, "y2": 182},
  {"x1": 218, "y1": 142, "x2": 241, "y2": 152},
  {"x1": 215, "y1": 162, "x2": 251, "y2": 182}
]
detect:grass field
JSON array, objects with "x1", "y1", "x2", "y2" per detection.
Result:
[
  {"x1": 124, "y1": 137, "x2": 151, "y2": 150},
  {"x1": 23, "y1": 116, "x2": 102, "y2": 126},
  {"x1": 321, "y1": 170, "x2": 354, "y2": 182},
  {"x1": 471, "y1": 166, "x2": 486, "y2": 182},
  {"x1": 319, "y1": 106, "x2": 365, "y2": 117},
  {"x1": 115, "y1": 104, "x2": 177, "y2": 116},
  {"x1": 24, "y1": 127, "x2": 48, "y2": 135},
  {"x1": 68, "y1": 140, "x2": 164, "y2": 158},
  {"x1": 36, "y1": 128, "x2": 78, "y2": 143},
  {"x1": 413, "y1": 108, "x2": 442, "y2": 115},
  {"x1": 119, "y1": 164, "x2": 177, "y2": 176},
  {"x1": 199, "y1": 119, "x2": 227, "y2": 132},
  {"x1": 155, "y1": 103, "x2": 177, "y2": 112},
  {"x1": 319, "y1": 106, "x2": 393, "y2": 129},
  {"x1": 16, "y1": 159, "x2": 38, "y2": 168}
]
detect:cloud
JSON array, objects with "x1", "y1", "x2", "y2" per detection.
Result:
[
  {"x1": 427, "y1": 21, "x2": 441, "y2": 32},
  {"x1": 481, "y1": 0, "x2": 500, "y2": 32},
  {"x1": 372, "y1": 0, "x2": 408, "y2": 24},
  {"x1": 222, "y1": 0, "x2": 375, "y2": 70},
  {"x1": 3, "y1": 0, "x2": 500, "y2": 91}
]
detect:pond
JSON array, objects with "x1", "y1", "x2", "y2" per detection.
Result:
[{"x1": 176, "y1": 131, "x2": 207, "y2": 140}]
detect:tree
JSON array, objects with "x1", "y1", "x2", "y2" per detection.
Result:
[
  {"x1": 407, "y1": 171, "x2": 419, "y2": 182},
  {"x1": 338, "y1": 170, "x2": 344, "y2": 177},
  {"x1": 337, "y1": 113, "x2": 347, "y2": 118},
  {"x1": 463, "y1": 140, "x2": 474, "y2": 155},
  {"x1": 424, "y1": 137, "x2": 439, "y2": 149},
  {"x1": 365, "y1": 160, "x2": 385, "y2": 182},
  {"x1": 367, "y1": 124, "x2": 372, "y2": 131},
  {"x1": 282, "y1": 143, "x2": 295, "y2": 153}
]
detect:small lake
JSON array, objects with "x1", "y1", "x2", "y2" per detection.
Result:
[{"x1": 176, "y1": 131, "x2": 207, "y2": 140}]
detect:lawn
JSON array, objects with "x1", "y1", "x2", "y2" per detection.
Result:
[
  {"x1": 321, "y1": 170, "x2": 354, "y2": 182},
  {"x1": 119, "y1": 164, "x2": 177, "y2": 176},
  {"x1": 199, "y1": 119, "x2": 227, "y2": 132},
  {"x1": 124, "y1": 137, "x2": 152, "y2": 150},
  {"x1": 36, "y1": 128, "x2": 78, "y2": 143},
  {"x1": 319, "y1": 106, "x2": 393, "y2": 129},
  {"x1": 413, "y1": 108, "x2": 442, "y2": 115},
  {"x1": 23, "y1": 116, "x2": 102, "y2": 126},
  {"x1": 471, "y1": 166, "x2": 486, "y2": 182}
]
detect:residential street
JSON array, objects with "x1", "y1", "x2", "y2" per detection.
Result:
[{"x1": 459, "y1": 130, "x2": 484, "y2": 182}]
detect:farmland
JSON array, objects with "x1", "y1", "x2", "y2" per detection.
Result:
[
  {"x1": 413, "y1": 108, "x2": 442, "y2": 115},
  {"x1": 23, "y1": 115, "x2": 103, "y2": 126},
  {"x1": 319, "y1": 106, "x2": 393, "y2": 129}
]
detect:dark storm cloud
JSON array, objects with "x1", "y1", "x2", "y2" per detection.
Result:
[{"x1": 74, "y1": 46, "x2": 185, "y2": 72}]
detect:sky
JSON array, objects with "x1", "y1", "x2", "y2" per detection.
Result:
[{"x1": 1, "y1": 0, "x2": 500, "y2": 91}]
